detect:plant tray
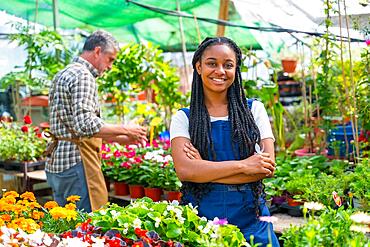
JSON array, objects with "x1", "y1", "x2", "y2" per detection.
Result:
[{"x1": 1, "y1": 160, "x2": 45, "y2": 172}]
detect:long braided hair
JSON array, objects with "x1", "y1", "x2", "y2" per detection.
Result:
[{"x1": 181, "y1": 37, "x2": 264, "y2": 216}]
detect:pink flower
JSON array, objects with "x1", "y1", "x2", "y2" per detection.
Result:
[
  {"x1": 213, "y1": 217, "x2": 228, "y2": 225},
  {"x1": 101, "y1": 144, "x2": 111, "y2": 153},
  {"x1": 366, "y1": 39, "x2": 370, "y2": 46},
  {"x1": 113, "y1": 150, "x2": 122, "y2": 158},
  {"x1": 123, "y1": 150, "x2": 136, "y2": 158},
  {"x1": 152, "y1": 139, "x2": 159, "y2": 148},
  {"x1": 120, "y1": 162, "x2": 131, "y2": 168},
  {"x1": 101, "y1": 153, "x2": 113, "y2": 160},
  {"x1": 134, "y1": 157, "x2": 142, "y2": 163}
]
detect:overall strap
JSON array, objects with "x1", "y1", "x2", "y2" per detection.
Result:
[{"x1": 180, "y1": 99, "x2": 254, "y2": 120}]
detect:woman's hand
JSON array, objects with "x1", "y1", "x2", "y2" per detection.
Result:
[
  {"x1": 183, "y1": 142, "x2": 202, "y2": 160},
  {"x1": 240, "y1": 153, "x2": 275, "y2": 176}
]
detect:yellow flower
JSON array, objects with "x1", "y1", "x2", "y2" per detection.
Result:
[
  {"x1": 44, "y1": 201, "x2": 59, "y2": 210},
  {"x1": 50, "y1": 207, "x2": 68, "y2": 220},
  {"x1": 66, "y1": 195, "x2": 81, "y2": 203},
  {"x1": 3, "y1": 191, "x2": 19, "y2": 198},
  {"x1": 150, "y1": 117, "x2": 162, "y2": 127},
  {"x1": 20, "y1": 191, "x2": 36, "y2": 202},
  {"x1": 0, "y1": 218, "x2": 4, "y2": 226},
  {"x1": 65, "y1": 203, "x2": 77, "y2": 211}
]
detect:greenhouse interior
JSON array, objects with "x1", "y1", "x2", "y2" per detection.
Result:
[{"x1": 0, "y1": 0, "x2": 369, "y2": 246}]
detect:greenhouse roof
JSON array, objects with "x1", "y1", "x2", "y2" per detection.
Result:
[{"x1": 0, "y1": 0, "x2": 262, "y2": 51}]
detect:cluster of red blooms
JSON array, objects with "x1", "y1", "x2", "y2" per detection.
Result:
[
  {"x1": 358, "y1": 130, "x2": 370, "y2": 143},
  {"x1": 60, "y1": 219, "x2": 183, "y2": 247},
  {"x1": 20, "y1": 115, "x2": 42, "y2": 138}
]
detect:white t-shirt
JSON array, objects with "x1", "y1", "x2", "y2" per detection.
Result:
[{"x1": 170, "y1": 100, "x2": 275, "y2": 141}]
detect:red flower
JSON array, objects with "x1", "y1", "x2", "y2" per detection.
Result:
[
  {"x1": 123, "y1": 150, "x2": 136, "y2": 158},
  {"x1": 33, "y1": 126, "x2": 40, "y2": 133},
  {"x1": 23, "y1": 115, "x2": 32, "y2": 124},
  {"x1": 134, "y1": 228, "x2": 148, "y2": 237},
  {"x1": 21, "y1": 125, "x2": 29, "y2": 133}
]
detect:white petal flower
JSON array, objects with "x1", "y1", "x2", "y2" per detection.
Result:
[
  {"x1": 350, "y1": 212, "x2": 370, "y2": 224},
  {"x1": 133, "y1": 218, "x2": 142, "y2": 229},
  {"x1": 350, "y1": 225, "x2": 370, "y2": 233},
  {"x1": 304, "y1": 202, "x2": 325, "y2": 211}
]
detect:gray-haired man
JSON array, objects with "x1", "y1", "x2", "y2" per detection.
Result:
[{"x1": 46, "y1": 30, "x2": 147, "y2": 212}]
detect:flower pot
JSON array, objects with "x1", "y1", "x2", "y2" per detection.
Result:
[
  {"x1": 114, "y1": 181, "x2": 129, "y2": 196},
  {"x1": 287, "y1": 197, "x2": 303, "y2": 207},
  {"x1": 281, "y1": 59, "x2": 297, "y2": 73},
  {"x1": 144, "y1": 187, "x2": 162, "y2": 202},
  {"x1": 294, "y1": 148, "x2": 328, "y2": 157},
  {"x1": 167, "y1": 191, "x2": 182, "y2": 202},
  {"x1": 129, "y1": 184, "x2": 145, "y2": 199},
  {"x1": 104, "y1": 177, "x2": 111, "y2": 192}
]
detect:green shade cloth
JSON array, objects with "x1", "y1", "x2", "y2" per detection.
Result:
[{"x1": 0, "y1": 0, "x2": 261, "y2": 51}]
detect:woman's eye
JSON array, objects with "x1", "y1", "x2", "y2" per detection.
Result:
[
  {"x1": 207, "y1": 62, "x2": 216, "y2": 67},
  {"x1": 225, "y1": 63, "x2": 234, "y2": 69}
]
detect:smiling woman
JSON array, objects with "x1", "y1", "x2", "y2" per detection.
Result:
[{"x1": 170, "y1": 37, "x2": 279, "y2": 247}]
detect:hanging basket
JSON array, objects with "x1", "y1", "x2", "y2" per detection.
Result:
[{"x1": 281, "y1": 59, "x2": 298, "y2": 73}]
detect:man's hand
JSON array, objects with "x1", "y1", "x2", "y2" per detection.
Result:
[{"x1": 123, "y1": 124, "x2": 147, "y2": 142}]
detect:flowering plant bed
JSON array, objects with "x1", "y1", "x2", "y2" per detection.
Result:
[{"x1": 91, "y1": 198, "x2": 247, "y2": 246}]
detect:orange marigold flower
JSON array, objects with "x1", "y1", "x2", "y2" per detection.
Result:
[
  {"x1": 44, "y1": 201, "x2": 59, "y2": 210},
  {"x1": 3, "y1": 191, "x2": 19, "y2": 198},
  {"x1": 28, "y1": 201, "x2": 41, "y2": 209},
  {"x1": 20, "y1": 192, "x2": 36, "y2": 202},
  {"x1": 1, "y1": 214, "x2": 12, "y2": 222},
  {"x1": 2, "y1": 197, "x2": 16, "y2": 205},
  {"x1": 32, "y1": 211, "x2": 45, "y2": 220},
  {"x1": 65, "y1": 203, "x2": 77, "y2": 211},
  {"x1": 0, "y1": 218, "x2": 4, "y2": 226},
  {"x1": 66, "y1": 195, "x2": 81, "y2": 203}
]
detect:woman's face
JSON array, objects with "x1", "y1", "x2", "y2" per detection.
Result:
[{"x1": 196, "y1": 44, "x2": 236, "y2": 94}]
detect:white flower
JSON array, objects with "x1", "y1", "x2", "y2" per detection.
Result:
[
  {"x1": 123, "y1": 223, "x2": 129, "y2": 228},
  {"x1": 99, "y1": 209, "x2": 107, "y2": 215},
  {"x1": 171, "y1": 200, "x2": 179, "y2": 206},
  {"x1": 163, "y1": 211, "x2": 168, "y2": 216},
  {"x1": 303, "y1": 202, "x2": 325, "y2": 211},
  {"x1": 133, "y1": 218, "x2": 142, "y2": 228},
  {"x1": 350, "y1": 225, "x2": 370, "y2": 233},
  {"x1": 110, "y1": 210, "x2": 120, "y2": 219},
  {"x1": 259, "y1": 216, "x2": 278, "y2": 223},
  {"x1": 164, "y1": 155, "x2": 173, "y2": 162},
  {"x1": 155, "y1": 217, "x2": 161, "y2": 228},
  {"x1": 350, "y1": 212, "x2": 370, "y2": 224},
  {"x1": 166, "y1": 205, "x2": 175, "y2": 211},
  {"x1": 198, "y1": 225, "x2": 204, "y2": 230},
  {"x1": 91, "y1": 236, "x2": 106, "y2": 247},
  {"x1": 200, "y1": 217, "x2": 208, "y2": 222}
]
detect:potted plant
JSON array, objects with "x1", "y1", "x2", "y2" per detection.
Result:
[
  {"x1": 143, "y1": 164, "x2": 164, "y2": 202},
  {"x1": 162, "y1": 163, "x2": 182, "y2": 202}
]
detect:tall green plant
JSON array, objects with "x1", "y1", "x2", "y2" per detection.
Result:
[{"x1": 99, "y1": 43, "x2": 185, "y2": 129}]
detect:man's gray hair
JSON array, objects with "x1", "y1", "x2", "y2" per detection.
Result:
[{"x1": 82, "y1": 30, "x2": 119, "y2": 53}]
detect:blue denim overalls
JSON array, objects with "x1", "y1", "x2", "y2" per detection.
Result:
[{"x1": 180, "y1": 99, "x2": 280, "y2": 247}]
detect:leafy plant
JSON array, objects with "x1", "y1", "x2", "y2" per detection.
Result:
[
  {"x1": 99, "y1": 43, "x2": 186, "y2": 128},
  {"x1": 0, "y1": 117, "x2": 47, "y2": 162},
  {"x1": 91, "y1": 198, "x2": 247, "y2": 246},
  {"x1": 281, "y1": 207, "x2": 370, "y2": 246}
]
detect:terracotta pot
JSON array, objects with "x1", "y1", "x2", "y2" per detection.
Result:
[
  {"x1": 129, "y1": 184, "x2": 145, "y2": 199},
  {"x1": 114, "y1": 181, "x2": 129, "y2": 196},
  {"x1": 167, "y1": 191, "x2": 182, "y2": 202},
  {"x1": 281, "y1": 59, "x2": 297, "y2": 73},
  {"x1": 294, "y1": 148, "x2": 328, "y2": 157},
  {"x1": 144, "y1": 187, "x2": 163, "y2": 202},
  {"x1": 287, "y1": 197, "x2": 303, "y2": 207}
]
